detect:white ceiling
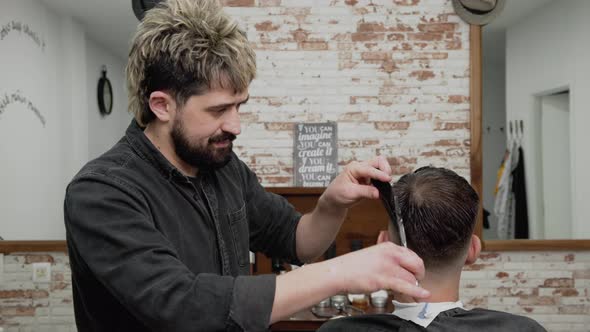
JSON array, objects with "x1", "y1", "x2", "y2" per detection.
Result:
[
  {"x1": 39, "y1": 0, "x2": 138, "y2": 60},
  {"x1": 483, "y1": 0, "x2": 555, "y2": 63},
  {"x1": 38, "y1": 0, "x2": 554, "y2": 62}
]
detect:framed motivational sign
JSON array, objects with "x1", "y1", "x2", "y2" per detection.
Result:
[{"x1": 293, "y1": 122, "x2": 338, "y2": 187}]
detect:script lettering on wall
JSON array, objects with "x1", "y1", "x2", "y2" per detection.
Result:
[
  {"x1": 0, "y1": 90, "x2": 46, "y2": 127},
  {"x1": 1, "y1": 20, "x2": 47, "y2": 127},
  {"x1": 1, "y1": 20, "x2": 46, "y2": 51},
  {"x1": 293, "y1": 122, "x2": 338, "y2": 187}
]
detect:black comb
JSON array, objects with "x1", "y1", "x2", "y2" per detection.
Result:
[{"x1": 371, "y1": 179, "x2": 397, "y2": 225}]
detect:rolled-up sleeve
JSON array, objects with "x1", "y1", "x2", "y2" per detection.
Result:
[
  {"x1": 230, "y1": 275, "x2": 276, "y2": 331},
  {"x1": 65, "y1": 173, "x2": 276, "y2": 331}
]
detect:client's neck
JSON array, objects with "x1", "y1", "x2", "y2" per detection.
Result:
[{"x1": 394, "y1": 269, "x2": 462, "y2": 303}]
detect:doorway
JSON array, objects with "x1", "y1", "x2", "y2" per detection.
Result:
[{"x1": 538, "y1": 91, "x2": 571, "y2": 239}]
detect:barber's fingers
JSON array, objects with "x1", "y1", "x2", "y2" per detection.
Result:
[
  {"x1": 378, "y1": 243, "x2": 429, "y2": 299},
  {"x1": 332, "y1": 156, "x2": 393, "y2": 202},
  {"x1": 388, "y1": 262, "x2": 417, "y2": 284},
  {"x1": 331, "y1": 242, "x2": 429, "y2": 298},
  {"x1": 335, "y1": 157, "x2": 392, "y2": 201},
  {"x1": 390, "y1": 244, "x2": 426, "y2": 281},
  {"x1": 346, "y1": 161, "x2": 391, "y2": 185},
  {"x1": 387, "y1": 278, "x2": 430, "y2": 299},
  {"x1": 366, "y1": 155, "x2": 393, "y2": 176}
]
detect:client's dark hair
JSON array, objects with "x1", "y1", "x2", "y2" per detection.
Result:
[{"x1": 392, "y1": 166, "x2": 479, "y2": 270}]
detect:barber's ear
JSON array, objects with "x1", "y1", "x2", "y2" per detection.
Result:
[
  {"x1": 148, "y1": 91, "x2": 176, "y2": 123},
  {"x1": 465, "y1": 234, "x2": 481, "y2": 265},
  {"x1": 377, "y1": 230, "x2": 390, "y2": 244}
]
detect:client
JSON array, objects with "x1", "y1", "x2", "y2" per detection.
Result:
[{"x1": 319, "y1": 166, "x2": 546, "y2": 331}]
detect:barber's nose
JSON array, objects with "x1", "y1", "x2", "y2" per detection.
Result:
[{"x1": 222, "y1": 108, "x2": 241, "y2": 136}]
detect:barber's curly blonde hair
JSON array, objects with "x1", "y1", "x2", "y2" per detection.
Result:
[{"x1": 126, "y1": 0, "x2": 256, "y2": 126}]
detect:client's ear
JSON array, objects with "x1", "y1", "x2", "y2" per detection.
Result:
[
  {"x1": 377, "y1": 230, "x2": 390, "y2": 244},
  {"x1": 465, "y1": 234, "x2": 481, "y2": 265}
]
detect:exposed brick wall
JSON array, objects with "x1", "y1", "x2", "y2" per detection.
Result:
[
  {"x1": 2, "y1": 251, "x2": 589, "y2": 331},
  {"x1": 460, "y1": 251, "x2": 590, "y2": 331},
  {"x1": 225, "y1": 0, "x2": 471, "y2": 186},
  {"x1": 1, "y1": 253, "x2": 75, "y2": 332}
]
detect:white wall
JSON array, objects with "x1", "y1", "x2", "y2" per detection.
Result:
[
  {"x1": 506, "y1": 0, "x2": 590, "y2": 238},
  {"x1": 86, "y1": 38, "x2": 130, "y2": 160},
  {"x1": 0, "y1": 0, "x2": 128, "y2": 239}
]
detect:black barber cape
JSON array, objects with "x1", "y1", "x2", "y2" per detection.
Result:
[{"x1": 318, "y1": 308, "x2": 546, "y2": 332}]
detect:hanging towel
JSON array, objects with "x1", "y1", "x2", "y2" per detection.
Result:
[{"x1": 494, "y1": 145, "x2": 514, "y2": 239}]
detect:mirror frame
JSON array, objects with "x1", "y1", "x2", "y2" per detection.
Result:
[{"x1": 470, "y1": 25, "x2": 590, "y2": 251}]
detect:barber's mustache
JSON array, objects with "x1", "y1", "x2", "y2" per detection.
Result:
[{"x1": 209, "y1": 133, "x2": 236, "y2": 144}]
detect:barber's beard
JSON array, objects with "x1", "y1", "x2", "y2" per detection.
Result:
[{"x1": 171, "y1": 120, "x2": 235, "y2": 170}]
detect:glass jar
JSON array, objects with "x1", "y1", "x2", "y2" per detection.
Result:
[
  {"x1": 348, "y1": 293, "x2": 369, "y2": 310},
  {"x1": 330, "y1": 294, "x2": 347, "y2": 309}
]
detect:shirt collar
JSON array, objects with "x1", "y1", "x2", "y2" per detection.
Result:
[
  {"x1": 125, "y1": 119, "x2": 183, "y2": 180},
  {"x1": 391, "y1": 300, "x2": 464, "y2": 328}
]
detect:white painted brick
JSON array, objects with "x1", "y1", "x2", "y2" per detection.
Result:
[
  {"x1": 309, "y1": 7, "x2": 352, "y2": 16},
  {"x1": 487, "y1": 297, "x2": 520, "y2": 305},
  {"x1": 503, "y1": 271, "x2": 573, "y2": 279},
  {"x1": 3, "y1": 272, "x2": 31, "y2": 282},
  {"x1": 542, "y1": 323, "x2": 589, "y2": 332},
  {"x1": 540, "y1": 314, "x2": 589, "y2": 323},
  {"x1": 17, "y1": 326, "x2": 37, "y2": 332},
  {"x1": 4, "y1": 317, "x2": 34, "y2": 325},
  {"x1": 48, "y1": 290, "x2": 71, "y2": 299},
  {"x1": 35, "y1": 307, "x2": 50, "y2": 316},
  {"x1": 0, "y1": 298, "x2": 33, "y2": 307},
  {"x1": 5, "y1": 255, "x2": 26, "y2": 264},
  {"x1": 502, "y1": 262, "x2": 534, "y2": 270},
  {"x1": 51, "y1": 307, "x2": 74, "y2": 316},
  {"x1": 460, "y1": 270, "x2": 488, "y2": 280},
  {"x1": 460, "y1": 288, "x2": 492, "y2": 297},
  {"x1": 280, "y1": 0, "x2": 328, "y2": 7},
  {"x1": 32, "y1": 298, "x2": 50, "y2": 307},
  {"x1": 37, "y1": 316, "x2": 74, "y2": 325},
  {"x1": 570, "y1": 252, "x2": 590, "y2": 261},
  {"x1": 488, "y1": 305, "x2": 559, "y2": 314},
  {"x1": 3, "y1": 264, "x2": 31, "y2": 273},
  {"x1": 560, "y1": 297, "x2": 590, "y2": 305},
  {"x1": 0, "y1": 281, "x2": 36, "y2": 290}
]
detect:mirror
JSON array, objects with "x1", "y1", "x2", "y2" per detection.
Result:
[{"x1": 475, "y1": 0, "x2": 590, "y2": 247}]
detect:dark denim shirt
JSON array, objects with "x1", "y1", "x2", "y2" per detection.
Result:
[
  {"x1": 317, "y1": 308, "x2": 547, "y2": 332},
  {"x1": 64, "y1": 120, "x2": 302, "y2": 332}
]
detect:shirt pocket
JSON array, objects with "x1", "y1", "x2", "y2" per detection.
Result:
[{"x1": 227, "y1": 204, "x2": 249, "y2": 267}]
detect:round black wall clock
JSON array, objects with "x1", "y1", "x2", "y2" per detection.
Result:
[{"x1": 97, "y1": 66, "x2": 113, "y2": 116}]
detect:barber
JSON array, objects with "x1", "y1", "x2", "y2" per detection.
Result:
[{"x1": 63, "y1": 0, "x2": 429, "y2": 331}]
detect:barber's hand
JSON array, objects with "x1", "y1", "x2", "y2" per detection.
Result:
[
  {"x1": 320, "y1": 155, "x2": 392, "y2": 209},
  {"x1": 327, "y1": 242, "x2": 429, "y2": 299}
]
